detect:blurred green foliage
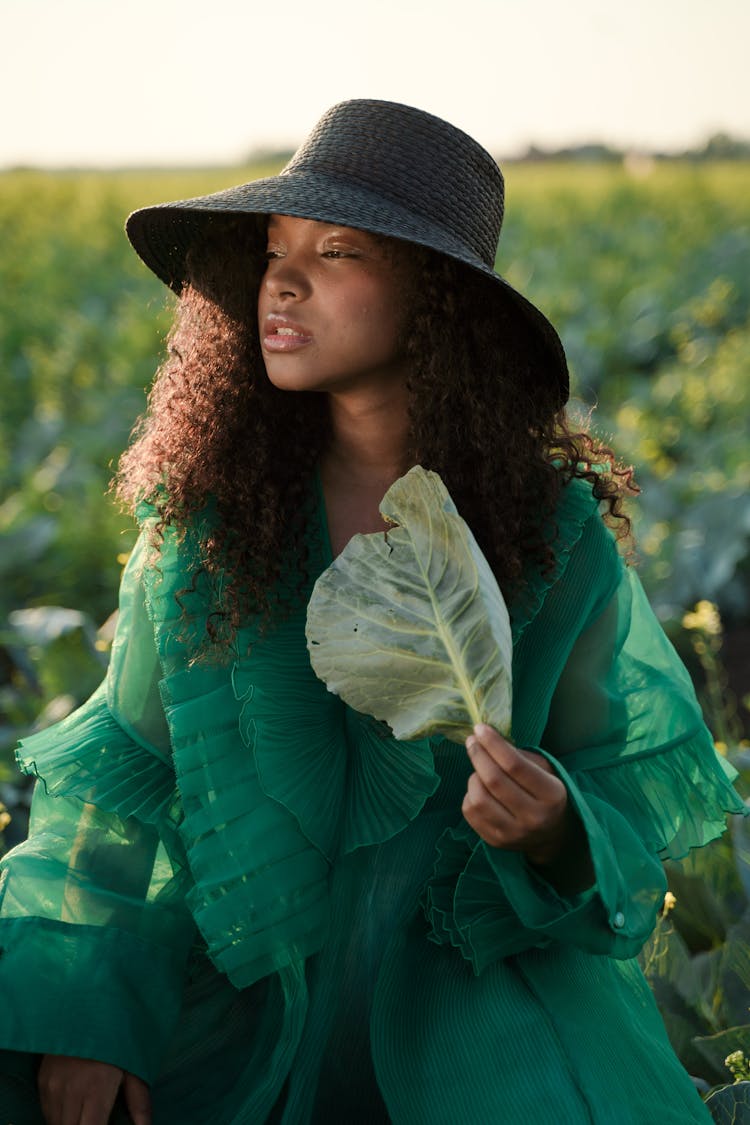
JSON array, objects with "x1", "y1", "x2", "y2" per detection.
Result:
[
  {"x1": 637, "y1": 604, "x2": 750, "y2": 1104},
  {"x1": 0, "y1": 164, "x2": 282, "y2": 623},
  {"x1": 638, "y1": 750, "x2": 750, "y2": 1106},
  {"x1": 500, "y1": 161, "x2": 750, "y2": 621}
]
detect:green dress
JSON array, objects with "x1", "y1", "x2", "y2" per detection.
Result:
[{"x1": 0, "y1": 478, "x2": 744, "y2": 1123}]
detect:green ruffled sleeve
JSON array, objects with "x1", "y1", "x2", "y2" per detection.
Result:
[
  {"x1": 0, "y1": 535, "x2": 195, "y2": 1083},
  {"x1": 423, "y1": 508, "x2": 747, "y2": 972}
]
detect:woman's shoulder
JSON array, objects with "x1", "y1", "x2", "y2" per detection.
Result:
[
  {"x1": 133, "y1": 492, "x2": 221, "y2": 569},
  {"x1": 512, "y1": 476, "x2": 622, "y2": 641},
  {"x1": 554, "y1": 475, "x2": 624, "y2": 587},
  {"x1": 553, "y1": 473, "x2": 602, "y2": 532},
  {"x1": 129, "y1": 495, "x2": 221, "y2": 632}
]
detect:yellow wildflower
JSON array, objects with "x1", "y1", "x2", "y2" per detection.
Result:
[{"x1": 682, "y1": 600, "x2": 722, "y2": 636}]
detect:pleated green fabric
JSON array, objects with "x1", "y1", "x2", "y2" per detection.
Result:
[{"x1": 0, "y1": 477, "x2": 744, "y2": 1123}]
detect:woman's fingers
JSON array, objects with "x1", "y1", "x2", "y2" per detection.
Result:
[
  {"x1": 38, "y1": 1055, "x2": 124, "y2": 1125},
  {"x1": 463, "y1": 724, "x2": 568, "y2": 852},
  {"x1": 472, "y1": 724, "x2": 559, "y2": 796},
  {"x1": 462, "y1": 771, "x2": 524, "y2": 848},
  {"x1": 466, "y1": 726, "x2": 562, "y2": 804},
  {"x1": 78, "y1": 1083, "x2": 121, "y2": 1125},
  {"x1": 123, "y1": 1072, "x2": 153, "y2": 1125}
]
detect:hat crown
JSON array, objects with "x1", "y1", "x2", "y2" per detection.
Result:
[{"x1": 282, "y1": 100, "x2": 504, "y2": 268}]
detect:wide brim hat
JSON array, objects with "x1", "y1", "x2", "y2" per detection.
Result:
[{"x1": 126, "y1": 99, "x2": 568, "y2": 405}]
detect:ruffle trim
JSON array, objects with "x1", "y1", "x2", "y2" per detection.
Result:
[
  {"x1": 422, "y1": 730, "x2": 747, "y2": 973},
  {"x1": 159, "y1": 663, "x2": 332, "y2": 989},
  {"x1": 574, "y1": 730, "x2": 747, "y2": 862},
  {"x1": 16, "y1": 682, "x2": 177, "y2": 826},
  {"x1": 231, "y1": 627, "x2": 440, "y2": 861},
  {"x1": 230, "y1": 475, "x2": 442, "y2": 859},
  {"x1": 510, "y1": 477, "x2": 600, "y2": 641},
  {"x1": 422, "y1": 821, "x2": 540, "y2": 974},
  {"x1": 134, "y1": 530, "x2": 329, "y2": 989}
]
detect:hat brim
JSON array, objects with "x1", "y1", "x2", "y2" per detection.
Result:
[{"x1": 126, "y1": 170, "x2": 568, "y2": 404}]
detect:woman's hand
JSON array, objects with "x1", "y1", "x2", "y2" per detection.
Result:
[
  {"x1": 463, "y1": 724, "x2": 570, "y2": 865},
  {"x1": 38, "y1": 1054, "x2": 151, "y2": 1125}
]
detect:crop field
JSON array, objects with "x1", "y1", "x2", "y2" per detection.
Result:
[{"x1": 1, "y1": 158, "x2": 750, "y2": 1100}]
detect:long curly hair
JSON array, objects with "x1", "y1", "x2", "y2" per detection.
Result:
[{"x1": 115, "y1": 216, "x2": 636, "y2": 647}]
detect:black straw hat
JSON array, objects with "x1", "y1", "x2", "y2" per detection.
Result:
[{"x1": 126, "y1": 99, "x2": 569, "y2": 404}]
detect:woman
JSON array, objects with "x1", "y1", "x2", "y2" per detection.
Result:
[{"x1": 0, "y1": 99, "x2": 742, "y2": 1124}]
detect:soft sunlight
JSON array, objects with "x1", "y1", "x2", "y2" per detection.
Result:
[{"x1": 3, "y1": 0, "x2": 748, "y2": 167}]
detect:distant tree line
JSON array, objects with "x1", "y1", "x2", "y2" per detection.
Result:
[{"x1": 511, "y1": 132, "x2": 750, "y2": 163}]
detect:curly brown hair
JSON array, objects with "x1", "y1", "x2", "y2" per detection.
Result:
[{"x1": 115, "y1": 216, "x2": 636, "y2": 647}]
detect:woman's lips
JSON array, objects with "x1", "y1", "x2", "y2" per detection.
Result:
[{"x1": 262, "y1": 314, "x2": 313, "y2": 352}]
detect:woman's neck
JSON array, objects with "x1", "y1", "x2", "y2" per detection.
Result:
[
  {"x1": 318, "y1": 389, "x2": 413, "y2": 557},
  {"x1": 321, "y1": 388, "x2": 412, "y2": 489}
]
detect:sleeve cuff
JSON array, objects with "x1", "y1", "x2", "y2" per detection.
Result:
[
  {"x1": 16, "y1": 683, "x2": 176, "y2": 828},
  {"x1": 0, "y1": 916, "x2": 191, "y2": 1083},
  {"x1": 422, "y1": 746, "x2": 671, "y2": 972},
  {"x1": 481, "y1": 747, "x2": 668, "y2": 956}
]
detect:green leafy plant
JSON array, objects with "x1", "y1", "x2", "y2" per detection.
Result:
[
  {"x1": 0, "y1": 603, "x2": 116, "y2": 846},
  {"x1": 306, "y1": 467, "x2": 513, "y2": 743},
  {"x1": 639, "y1": 804, "x2": 750, "y2": 1088},
  {"x1": 704, "y1": 1080, "x2": 750, "y2": 1123},
  {"x1": 638, "y1": 599, "x2": 750, "y2": 1110}
]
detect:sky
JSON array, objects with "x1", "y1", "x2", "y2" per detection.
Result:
[{"x1": 2, "y1": 0, "x2": 748, "y2": 168}]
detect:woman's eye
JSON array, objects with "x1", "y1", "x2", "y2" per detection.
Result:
[{"x1": 263, "y1": 250, "x2": 282, "y2": 261}]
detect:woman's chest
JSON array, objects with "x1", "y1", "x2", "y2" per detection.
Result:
[{"x1": 322, "y1": 483, "x2": 393, "y2": 559}]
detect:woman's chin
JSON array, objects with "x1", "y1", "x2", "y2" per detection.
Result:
[
  {"x1": 266, "y1": 371, "x2": 328, "y2": 394},
  {"x1": 263, "y1": 361, "x2": 347, "y2": 395}
]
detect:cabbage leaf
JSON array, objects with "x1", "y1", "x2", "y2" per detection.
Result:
[{"x1": 305, "y1": 466, "x2": 512, "y2": 744}]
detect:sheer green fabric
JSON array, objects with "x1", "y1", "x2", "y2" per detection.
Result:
[
  {"x1": 0, "y1": 478, "x2": 744, "y2": 1123},
  {"x1": 0, "y1": 537, "x2": 194, "y2": 1082}
]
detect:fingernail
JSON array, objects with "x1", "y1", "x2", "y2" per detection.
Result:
[
  {"x1": 474, "y1": 723, "x2": 492, "y2": 738},
  {"x1": 466, "y1": 737, "x2": 477, "y2": 754}
]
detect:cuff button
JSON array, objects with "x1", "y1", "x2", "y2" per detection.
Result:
[{"x1": 613, "y1": 911, "x2": 625, "y2": 929}]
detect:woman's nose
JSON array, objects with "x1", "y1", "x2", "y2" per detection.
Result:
[{"x1": 263, "y1": 257, "x2": 312, "y2": 300}]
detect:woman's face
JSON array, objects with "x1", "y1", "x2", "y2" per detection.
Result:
[{"x1": 258, "y1": 214, "x2": 411, "y2": 395}]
